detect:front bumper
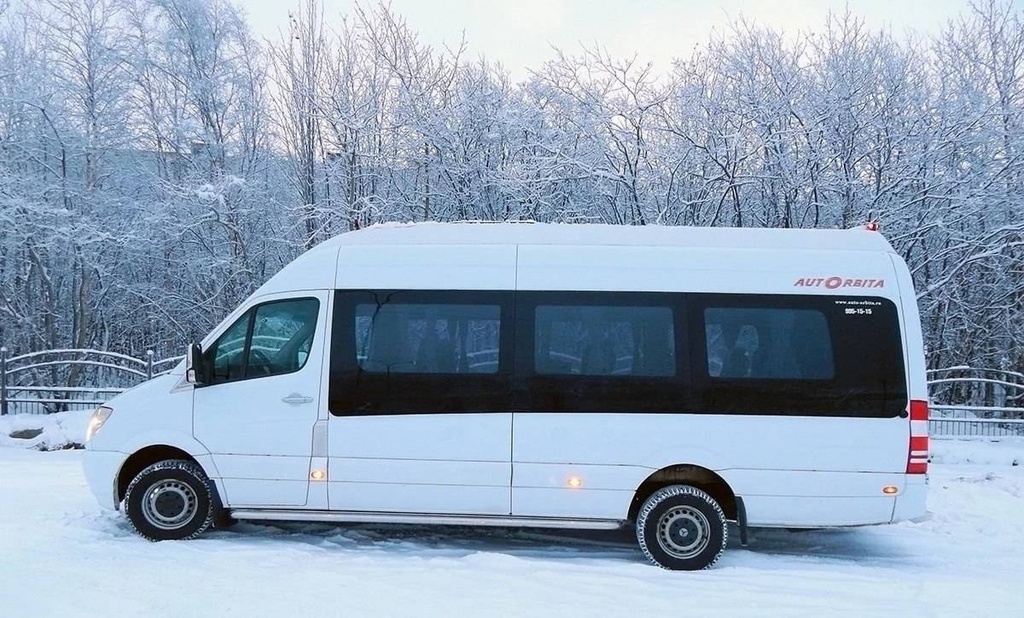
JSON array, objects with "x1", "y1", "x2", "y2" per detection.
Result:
[{"x1": 82, "y1": 448, "x2": 128, "y2": 511}]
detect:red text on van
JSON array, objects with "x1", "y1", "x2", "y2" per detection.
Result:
[{"x1": 794, "y1": 277, "x2": 885, "y2": 289}]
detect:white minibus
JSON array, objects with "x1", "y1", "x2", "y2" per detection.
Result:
[{"x1": 83, "y1": 222, "x2": 929, "y2": 570}]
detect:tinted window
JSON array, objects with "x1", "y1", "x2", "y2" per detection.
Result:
[
  {"x1": 694, "y1": 295, "x2": 906, "y2": 417},
  {"x1": 330, "y1": 291, "x2": 513, "y2": 416},
  {"x1": 517, "y1": 293, "x2": 687, "y2": 413},
  {"x1": 355, "y1": 304, "x2": 500, "y2": 374},
  {"x1": 535, "y1": 305, "x2": 674, "y2": 376},
  {"x1": 328, "y1": 289, "x2": 906, "y2": 418},
  {"x1": 704, "y1": 308, "x2": 833, "y2": 379}
]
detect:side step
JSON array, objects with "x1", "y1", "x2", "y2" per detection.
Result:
[{"x1": 230, "y1": 509, "x2": 626, "y2": 530}]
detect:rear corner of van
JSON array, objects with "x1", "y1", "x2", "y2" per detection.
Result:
[{"x1": 889, "y1": 252, "x2": 930, "y2": 523}]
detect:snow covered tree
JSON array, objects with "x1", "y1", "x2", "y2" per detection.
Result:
[{"x1": 1, "y1": 0, "x2": 1023, "y2": 383}]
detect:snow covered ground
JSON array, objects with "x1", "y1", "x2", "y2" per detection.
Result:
[
  {"x1": 0, "y1": 409, "x2": 91, "y2": 450},
  {"x1": 1, "y1": 418, "x2": 1023, "y2": 617}
]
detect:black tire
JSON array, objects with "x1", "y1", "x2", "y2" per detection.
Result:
[
  {"x1": 123, "y1": 459, "x2": 214, "y2": 541},
  {"x1": 635, "y1": 485, "x2": 728, "y2": 570}
]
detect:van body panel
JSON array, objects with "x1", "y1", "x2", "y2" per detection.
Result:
[
  {"x1": 83, "y1": 374, "x2": 192, "y2": 453},
  {"x1": 511, "y1": 413, "x2": 910, "y2": 521},
  {"x1": 516, "y1": 245, "x2": 902, "y2": 299},
  {"x1": 512, "y1": 487, "x2": 636, "y2": 519},
  {"x1": 512, "y1": 414, "x2": 909, "y2": 475},
  {"x1": 326, "y1": 483, "x2": 510, "y2": 515},
  {"x1": 327, "y1": 413, "x2": 513, "y2": 514},
  {"x1": 192, "y1": 290, "x2": 331, "y2": 508},
  {"x1": 335, "y1": 244, "x2": 517, "y2": 290},
  {"x1": 82, "y1": 449, "x2": 126, "y2": 510},
  {"x1": 892, "y1": 475, "x2": 928, "y2": 522},
  {"x1": 251, "y1": 243, "x2": 339, "y2": 298},
  {"x1": 741, "y1": 495, "x2": 896, "y2": 527}
]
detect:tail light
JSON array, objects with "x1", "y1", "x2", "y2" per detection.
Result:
[
  {"x1": 907, "y1": 399, "x2": 929, "y2": 474},
  {"x1": 910, "y1": 400, "x2": 929, "y2": 422}
]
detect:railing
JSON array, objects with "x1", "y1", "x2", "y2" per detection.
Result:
[
  {"x1": 927, "y1": 367, "x2": 1024, "y2": 438},
  {"x1": 928, "y1": 408, "x2": 1024, "y2": 437},
  {"x1": 0, "y1": 347, "x2": 183, "y2": 416}
]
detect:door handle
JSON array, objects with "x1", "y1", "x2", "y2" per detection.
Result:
[{"x1": 281, "y1": 393, "x2": 314, "y2": 405}]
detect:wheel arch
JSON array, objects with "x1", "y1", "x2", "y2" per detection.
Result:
[
  {"x1": 628, "y1": 464, "x2": 738, "y2": 523},
  {"x1": 116, "y1": 445, "x2": 229, "y2": 525},
  {"x1": 113, "y1": 431, "x2": 216, "y2": 498},
  {"x1": 116, "y1": 445, "x2": 201, "y2": 503}
]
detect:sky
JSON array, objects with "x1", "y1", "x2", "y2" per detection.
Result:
[{"x1": 236, "y1": 0, "x2": 975, "y2": 80}]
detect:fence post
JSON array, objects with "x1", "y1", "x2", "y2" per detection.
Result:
[
  {"x1": 1, "y1": 346, "x2": 8, "y2": 416},
  {"x1": 146, "y1": 350, "x2": 154, "y2": 380}
]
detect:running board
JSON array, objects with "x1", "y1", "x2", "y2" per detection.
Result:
[{"x1": 229, "y1": 509, "x2": 626, "y2": 530}]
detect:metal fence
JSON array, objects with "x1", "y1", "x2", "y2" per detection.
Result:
[
  {"x1": 928, "y1": 409, "x2": 1024, "y2": 437},
  {"x1": 2, "y1": 348, "x2": 1023, "y2": 439},
  {"x1": 0, "y1": 347, "x2": 183, "y2": 416},
  {"x1": 927, "y1": 367, "x2": 1024, "y2": 438}
]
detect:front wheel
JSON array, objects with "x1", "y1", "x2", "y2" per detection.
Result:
[
  {"x1": 124, "y1": 460, "x2": 213, "y2": 541},
  {"x1": 635, "y1": 485, "x2": 728, "y2": 570}
]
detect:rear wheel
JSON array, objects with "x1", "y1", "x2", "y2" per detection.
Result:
[
  {"x1": 635, "y1": 485, "x2": 727, "y2": 570},
  {"x1": 124, "y1": 460, "x2": 213, "y2": 541}
]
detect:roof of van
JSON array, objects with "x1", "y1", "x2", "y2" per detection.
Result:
[{"x1": 319, "y1": 221, "x2": 896, "y2": 253}]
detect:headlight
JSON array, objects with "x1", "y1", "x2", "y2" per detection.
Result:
[{"x1": 86, "y1": 406, "x2": 113, "y2": 442}]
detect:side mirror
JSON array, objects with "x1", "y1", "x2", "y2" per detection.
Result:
[{"x1": 186, "y1": 343, "x2": 206, "y2": 386}]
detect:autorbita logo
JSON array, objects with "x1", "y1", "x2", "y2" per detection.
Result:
[{"x1": 794, "y1": 277, "x2": 885, "y2": 289}]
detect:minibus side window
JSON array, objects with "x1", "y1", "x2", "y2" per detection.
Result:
[
  {"x1": 355, "y1": 303, "x2": 500, "y2": 374},
  {"x1": 535, "y1": 305, "x2": 674, "y2": 377},
  {"x1": 330, "y1": 291, "x2": 513, "y2": 416},
  {"x1": 204, "y1": 298, "x2": 320, "y2": 385},
  {"x1": 693, "y1": 294, "x2": 906, "y2": 417},
  {"x1": 515, "y1": 292, "x2": 687, "y2": 414},
  {"x1": 704, "y1": 308, "x2": 834, "y2": 380}
]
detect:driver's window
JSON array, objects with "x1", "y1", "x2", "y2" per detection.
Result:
[
  {"x1": 206, "y1": 297, "x2": 320, "y2": 385},
  {"x1": 210, "y1": 312, "x2": 251, "y2": 382},
  {"x1": 245, "y1": 298, "x2": 320, "y2": 378}
]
